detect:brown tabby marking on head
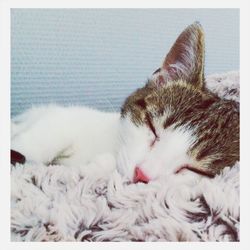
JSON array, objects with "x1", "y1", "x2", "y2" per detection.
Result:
[{"x1": 121, "y1": 22, "x2": 239, "y2": 176}]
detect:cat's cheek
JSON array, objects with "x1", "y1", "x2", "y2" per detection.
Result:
[
  {"x1": 117, "y1": 117, "x2": 154, "y2": 180},
  {"x1": 143, "y1": 165, "x2": 167, "y2": 181}
]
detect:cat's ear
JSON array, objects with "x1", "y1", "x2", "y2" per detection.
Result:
[{"x1": 152, "y1": 22, "x2": 205, "y2": 89}]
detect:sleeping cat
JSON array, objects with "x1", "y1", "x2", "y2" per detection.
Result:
[{"x1": 11, "y1": 22, "x2": 239, "y2": 183}]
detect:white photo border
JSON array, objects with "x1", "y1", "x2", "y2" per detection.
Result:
[{"x1": 0, "y1": 1, "x2": 248, "y2": 250}]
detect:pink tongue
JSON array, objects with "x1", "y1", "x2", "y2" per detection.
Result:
[{"x1": 134, "y1": 167, "x2": 149, "y2": 183}]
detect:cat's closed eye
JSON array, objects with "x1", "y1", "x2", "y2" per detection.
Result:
[{"x1": 145, "y1": 113, "x2": 159, "y2": 147}]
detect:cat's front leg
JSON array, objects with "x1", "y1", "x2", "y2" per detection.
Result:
[{"x1": 78, "y1": 153, "x2": 117, "y2": 180}]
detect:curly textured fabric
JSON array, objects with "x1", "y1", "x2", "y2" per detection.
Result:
[{"x1": 11, "y1": 71, "x2": 240, "y2": 242}]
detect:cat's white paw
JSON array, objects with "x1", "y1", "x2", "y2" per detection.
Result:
[{"x1": 78, "y1": 153, "x2": 116, "y2": 180}]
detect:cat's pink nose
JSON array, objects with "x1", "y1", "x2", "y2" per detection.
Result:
[{"x1": 133, "y1": 166, "x2": 150, "y2": 184}]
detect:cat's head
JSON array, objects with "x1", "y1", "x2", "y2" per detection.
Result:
[{"x1": 117, "y1": 22, "x2": 216, "y2": 183}]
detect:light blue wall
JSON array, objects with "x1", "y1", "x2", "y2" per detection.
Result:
[{"x1": 11, "y1": 9, "x2": 239, "y2": 117}]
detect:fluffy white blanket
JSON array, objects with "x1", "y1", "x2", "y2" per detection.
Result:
[{"x1": 11, "y1": 71, "x2": 240, "y2": 242}]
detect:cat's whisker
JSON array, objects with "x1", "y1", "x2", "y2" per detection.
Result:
[
  {"x1": 104, "y1": 97, "x2": 117, "y2": 113},
  {"x1": 123, "y1": 149, "x2": 130, "y2": 171}
]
